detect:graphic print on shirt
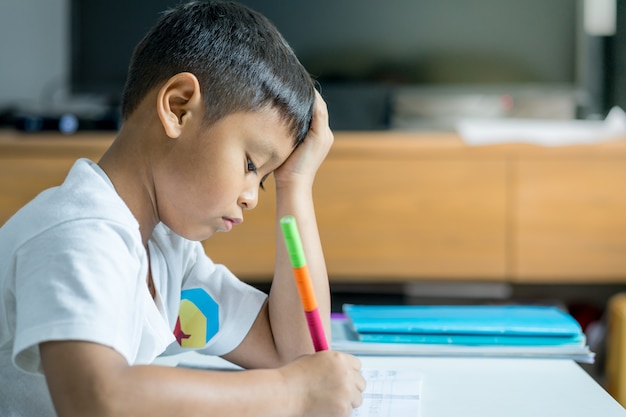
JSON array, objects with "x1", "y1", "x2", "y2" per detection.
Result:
[{"x1": 174, "y1": 288, "x2": 219, "y2": 348}]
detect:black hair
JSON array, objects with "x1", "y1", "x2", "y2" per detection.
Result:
[{"x1": 120, "y1": 1, "x2": 315, "y2": 144}]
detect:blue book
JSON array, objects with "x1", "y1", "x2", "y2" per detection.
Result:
[
  {"x1": 343, "y1": 304, "x2": 584, "y2": 345},
  {"x1": 357, "y1": 332, "x2": 585, "y2": 346}
]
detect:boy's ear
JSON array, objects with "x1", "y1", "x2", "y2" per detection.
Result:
[{"x1": 156, "y1": 72, "x2": 202, "y2": 139}]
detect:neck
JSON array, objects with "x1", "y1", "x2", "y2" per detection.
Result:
[{"x1": 98, "y1": 124, "x2": 160, "y2": 247}]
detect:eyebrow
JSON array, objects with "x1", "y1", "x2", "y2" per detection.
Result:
[
  {"x1": 267, "y1": 148, "x2": 279, "y2": 165},
  {"x1": 257, "y1": 140, "x2": 280, "y2": 167}
]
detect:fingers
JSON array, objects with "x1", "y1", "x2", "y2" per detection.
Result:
[
  {"x1": 274, "y1": 91, "x2": 332, "y2": 185},
  {"x1": 284, "y1": 351, "x2": 365, "y2": 417},
  {"x1": 327, "y1": 351, "x2": 366, "y2": 413},
  {"x1": 303, "y1": 91, "x2": 333, "y2": 157},
  {"x1": 351, "y1": 355, "x2": 366, "y2": 408},
  {"x1": 309, "y1": 90, "x2": 329, "y2": 134},
  {"x1": 352, "y1": 368, "x2": 367, "y2": 409},
  {"x1": 310, "y1": 93, "x2": 333, "y2": 145}
]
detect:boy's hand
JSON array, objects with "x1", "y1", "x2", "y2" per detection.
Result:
[
  {"x1": 273, "y1": 91, "x2": 333, "y2": 191},
  {"x1": 280, "y1": 351, "x2": 365, "y2": 417}
]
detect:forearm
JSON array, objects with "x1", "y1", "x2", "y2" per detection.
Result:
[
  {"x1": 42, "y1": 340, "x2": 362, "y2": 417},
  {"x1": 116, "y1": 365, "x2": 294, "y2": 417},
  {"x1": 41, "y1": 341, "x2": 298, "y2": 417},
  {"x1": 264, "y1": 90, "x2": 334, "y2": 361},
  {"x1": 268, "y1": 183, "x2": 331, "y2": 359}
]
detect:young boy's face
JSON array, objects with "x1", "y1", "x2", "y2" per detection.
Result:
[{"x1": 152, "y1": 107, "x2": 295, "y2": 242}]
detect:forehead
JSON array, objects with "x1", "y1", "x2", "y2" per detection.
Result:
[{"x1": 237, "y1": 107, "x2": 295, "y2": 162}]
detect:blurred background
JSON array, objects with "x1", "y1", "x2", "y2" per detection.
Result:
[{"x1": 2, "y1": 0, "x2": 626, "y2": 130}]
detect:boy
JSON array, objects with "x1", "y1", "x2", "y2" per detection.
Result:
[{"x1": 0, "y1": 1, "x2": 365, "y2": 416}]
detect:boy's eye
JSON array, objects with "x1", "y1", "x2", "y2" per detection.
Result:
[
  {"x1": 246, "y1": 158, "x2": 258, "y2": 174},
  {"x1": 247, "y1": 157, "x2": 267, "y2": 190}
]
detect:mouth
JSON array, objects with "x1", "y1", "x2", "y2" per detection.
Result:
[{"x1": 222, "y1": 217, "x2": 243, "y2": 232}]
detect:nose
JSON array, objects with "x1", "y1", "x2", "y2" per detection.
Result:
[{"x1": 238, "y1": 182, "x2": 259, "y2": 210}]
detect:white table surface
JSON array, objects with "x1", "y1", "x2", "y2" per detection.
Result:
[
  {"x1": 360, "y1": 356, "x2": 624, "y2": 417},
  {"x1": 155, "y1": 352, "x2": 626, "y2": 417}
]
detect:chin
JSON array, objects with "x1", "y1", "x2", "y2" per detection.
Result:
[
  {"x1": 190, "y1": 230, "x2": 215, "y2": 241},
  {"x1": 170, "y1": 225, "x2": 214, "y2": 242}
]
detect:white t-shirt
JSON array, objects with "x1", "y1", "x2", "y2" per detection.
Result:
[{"x1": 0, "y1": 159, "x2": 267, "y2": 416}]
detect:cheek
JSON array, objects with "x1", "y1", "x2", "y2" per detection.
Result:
[
  {"x1": 167, "y1": 169, "x2": 235, "y2": 219},
  {"x1": 153, "y1": 150, "x2": 243, "y2": 226},
  {"x1": 152, "y1": 165, "x2": 206, "y2": 223}
]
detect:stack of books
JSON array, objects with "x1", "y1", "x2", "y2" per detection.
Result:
[{"x1": 332, "y1": 304, "x2": 594, "y2": 363}]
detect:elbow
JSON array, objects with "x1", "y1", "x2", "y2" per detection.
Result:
[{"x1": 51, "y1": 377, "x2": 127, "y2": 417}]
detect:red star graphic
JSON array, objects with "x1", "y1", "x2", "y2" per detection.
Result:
[{"x1": 174, "y1": 316, "x2": 191, "y2": 345}]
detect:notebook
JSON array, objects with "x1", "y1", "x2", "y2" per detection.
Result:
[
  {"x1": 343, "y1": 304, "x2": 584, "y2": 346},
  {"x1": 331, "y1": 316, "x2": 595, "y2": 363}
]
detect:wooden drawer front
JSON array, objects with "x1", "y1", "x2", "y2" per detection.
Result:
[
  {"x1": 0, "y1": 157, "x2": 80, "y2": 225},
  {"x1": 315, "y1": 158, "x2": 507, "y2": 281},
  {"x1": 514, "y1": 160, "x2": 626, "y2": 282}
]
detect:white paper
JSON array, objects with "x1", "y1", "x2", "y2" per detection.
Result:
[
  {"x1": 353, "y1": 368, "x2": 423, "y2": 417},
  {"x1": 163, "y1": 351, "x2": 424, "y2": 416},
  {"x1": 457, "y1": 106, "x2": 626, "y2": 147}
]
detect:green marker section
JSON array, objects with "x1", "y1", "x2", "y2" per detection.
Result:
[{"x1": 280, "y1": 215, "x2": 307, "y2": 268}]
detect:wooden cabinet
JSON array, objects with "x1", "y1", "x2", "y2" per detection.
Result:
[{"x1": 2, "y1": 130, "x2": 626, "y2": 283}]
